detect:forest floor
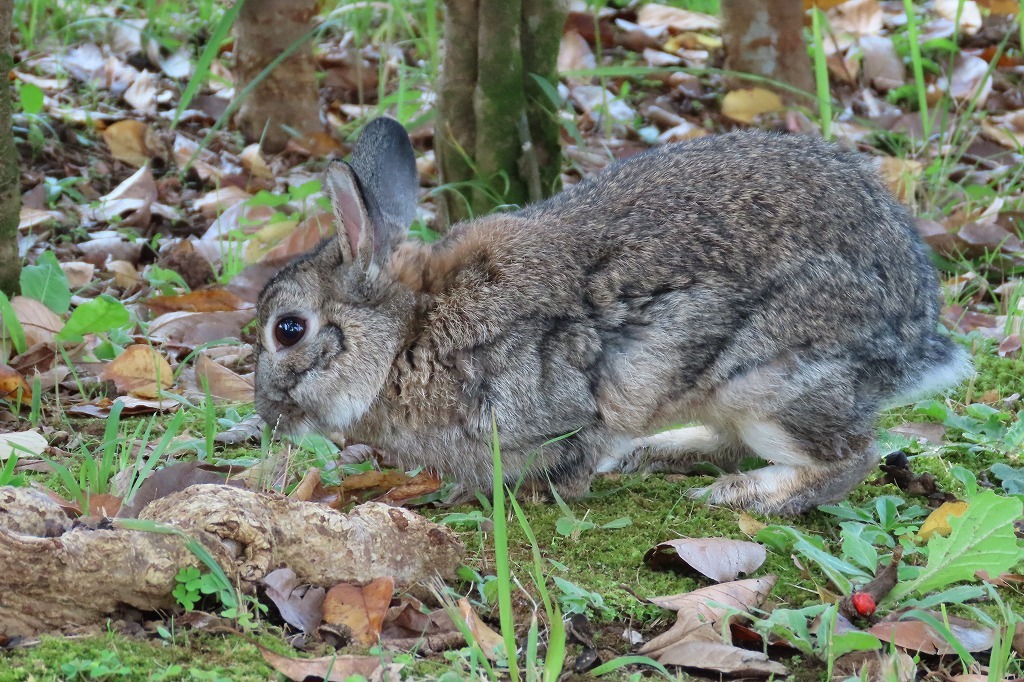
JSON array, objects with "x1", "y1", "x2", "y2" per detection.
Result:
[{"x1": 2, "y1": 0, "x2": 1024, "y2": 680}]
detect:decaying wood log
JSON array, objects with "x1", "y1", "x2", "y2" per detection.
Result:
[{"x1": 0, "y1": 484, "x2": 464, "y2": 637}]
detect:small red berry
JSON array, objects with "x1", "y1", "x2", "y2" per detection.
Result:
[{"x1": 851, "y1": 592, "x2": 876, "y2": 617}]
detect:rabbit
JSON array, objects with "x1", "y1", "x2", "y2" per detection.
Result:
[{"x1": 254, "y1": 116, "x2": 972, "y2": 516}]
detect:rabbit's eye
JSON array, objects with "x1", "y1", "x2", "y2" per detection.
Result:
[{"x1": 274, "y1": 316, "x2": 306, "y2": 348}]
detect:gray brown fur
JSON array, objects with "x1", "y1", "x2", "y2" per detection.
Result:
[{"x1": 254, "y1": 118, "x2": 971, "y2": 515}]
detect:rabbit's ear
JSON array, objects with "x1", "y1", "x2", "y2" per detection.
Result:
[{"x1": 326, "y1": 117, "x2": 417, "y2": 269}]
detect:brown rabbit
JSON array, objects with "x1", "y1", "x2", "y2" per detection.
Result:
[{"x1": 254, "y1": 117, "x2": 971, "y2": 515}]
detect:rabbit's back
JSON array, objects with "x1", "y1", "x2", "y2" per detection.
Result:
[{"x1": 423, "y1": 132, "x2": 956, "y2": 413}]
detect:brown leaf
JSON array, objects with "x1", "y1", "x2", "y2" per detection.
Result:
[
  {"x1": 558, "y1": 31, "x2": 596, "y2": 74},
  {"x1": 102, "y1": 119, "x2": 162, "y2": 167},
  {"x1": 0, "y1": 364, "x2": 32, "y2": 403},
  {"x1": 195, "y1": 353, "x2": 254, "y2": 403},
  {"x1": 99, "y1": 345, "x2": 175, "y2": 398},
  {"x1": 458, "y1": 598, "x2": 505, "y2": 660},
  {"x1": 323, "y1": 577, "x2": 396, "y2": 646},
  {"x1": 834, "y1": 650, "x2": 915, "y2": 682},
  {"x1": 60, "y1": 261, "x2": 96, "y2": 289},
  {"x1": 657, "y1": 638, "x2": 789, "y2": 676},
  {"x1": 257, "y1": 645, "x2": 383, "y2": 682},
  {"x1": 998, "y1": 333, "x2": 1021, "y2": 358},
  {"x1": 828, "y1": 0, "x2": 883, "y2": 36},
  {"x1": 87, "y1": 493, "x2": 123, "y2": 518},
  {"x1": 262, "y1": 567, "x2": 326, "y2": 634},
  {"x1": 145, "y1": 288, "x2": 250, "y2": 316},
  {"x1": 260, "y1": 213, "x2": 335, "y2": 263},
  {"x1": 942, "y1": 54, "x2": 992, "y2": 105},
  {"x1": 118, "y1": 461, "x2": 241, "y2": 518},
  {"x1": 147, "y1": 310, "x2": 253, "y2": 348},
  {"x1": 289, "y1": 467, "x2": 322, "y2": 502},
  {"x1": 67, "y1": 396, "x2": 180, "y2": 417},
  {"x1": 644, "y1": 537, "x2": 766, "y2": 582},
  {"x1": 18, "y1": 207, "x2": 63, "y2": 230},
  {"x1": 85, "y1": 165, "x2": 157, "y2": 224},
  {"x1": 382, "y1": 597, "x2": 457, "y2": 640},
  {"x1": 869, "y1": 613, "x2": 995, "y2": 654},
  {"x1": 641, "y1": 576, "x2": 777, "y2": 656},
  {"x1": 10, "y1": 296, "x2": 63, "y2": 346},
  {"x1": 194, "y1": 186, "x2": 252, "y2": 218},
  {"x1": 737, "y1": 512, "x2": 766, "y2": 536},
  {"x1": 721, "y1": 88, "x2": 783, "y2": 124},
  {"x1": 377, "y1": 470, "x2": 444, "y2": 505}
]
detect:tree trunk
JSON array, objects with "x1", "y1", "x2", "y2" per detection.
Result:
[
  {"x1": 435, "y1": 0, "x2": 568, "y2": 227},
  {"x1": 720, "y1": 0, "x2": 814, "y2": 101},
  {"x1": 0, "y1": 0, "x2": 21, "y2": 296},
  {"x1": 234, "y1": 0, "x2": 322, "y2": 154}
]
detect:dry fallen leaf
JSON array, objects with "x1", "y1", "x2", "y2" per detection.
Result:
[
  {"x1": 0, "y1": 428, "x2": 47, "y2": 460},
  {"x1": 60, "y1": 261, "x2": 96, "y2": 289},
  {"x1": 645, "y1": 537, "x2": 766, "y2": 582},
  {"x1": 145, "y1": 288, "x2": 251, "y2": 316},
  {"x1": 641, "y1": 576, "x2": 777, "y2": 656},
  {"x1": 935, "y1": 0, "x2": 982, "y2": 35},
  {"x1": 322, "y1": 577, "x2": 396, "y2": 646},
  {"x1": 99, "y1": 344, "x2": 175, "y2": 398},
  {"x1": 721, "y1": 88, "x2": 783, "y2": 124},
  {"x1": 10, "y1": 296, "x2": 63, "y2": 346},
  {"x1": 737, "y1": 512, "x2": 766, "y2": 536},
  {"x1": 102, "y1": 119, "x2": 163, "y2": 166},
  {"x1": 636, "y1": 4, "x2": 720, "y2": 32},
  {"x1": 195, "y1": 353, "x2": 254, "y2": 403},
  {"x1": 889, "y1": 422, "x2": 946, "y2": 445},
  {"x1": 869, "y1": 613, "x2": 995, "y2": 654},
  {"x1": 257, "y1": 645, "x2": 384, "y2": 682},
  {"x1": 828, "y1": 0, "x2": 883, "y2": 37},
  {"x1": 0, "y1": 364, "x2": 33, "y2": 404},
  {"x1": 657, "y1": 636, "x2": 789, "y2": 676},
  {"x1": 918, "y1": 500, "x2": 969, "y2": 540},
  {"x1": 262, "y1": 567, "x2": 326, "y2": 634},
  {"x1": 458, "y1": 598, "x2": 505, "y2": 660},
  {"x1": 87, "y1": 493, "x2": 123, "y2": 518}
]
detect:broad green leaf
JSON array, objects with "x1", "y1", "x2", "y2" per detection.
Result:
[
  {"x1": 56, "y1": 295, "x2": 130, "y2": 342},
  {"x1": 889, "y1": 491, "x2": 1024, "y2": 602},
  {"x1": 19, "y1": 82, "x2": 44, "y2": 115},
  {"x1": 20, "y1": 251, "x2": 71, "y2": 314}
]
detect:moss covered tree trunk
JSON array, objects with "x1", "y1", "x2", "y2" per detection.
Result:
[
  {"x1": 234, "y1": 0, "x2": 322, "y2": 153},
  {"x1": 720, "y1": 0, "x2": 813, "y2": 101},
  {"x1": 0, "y1": 0, "x2": 20, "y2": 296},
  {"x1": 435, "y1": 0, "x2": 567, "y2": 227}
]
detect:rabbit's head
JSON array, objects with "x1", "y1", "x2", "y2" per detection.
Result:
[{"x1": 253, "y1": 118, "x2": 419, "y2": 437}]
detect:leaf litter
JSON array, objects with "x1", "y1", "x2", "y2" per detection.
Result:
[{"x1": 4, "y1": 0, "x2": 1024, "y2": 678}]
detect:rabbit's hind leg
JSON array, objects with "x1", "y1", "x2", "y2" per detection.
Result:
[
  {"x1": 690, "y1": 417, "x2": 879, "y2": 516},
  {"x1": 613, "y1": 425, "x2": 748, "y2": 474}
]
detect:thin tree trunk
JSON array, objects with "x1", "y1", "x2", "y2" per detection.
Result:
[
  {"x1": 521, "y1": 0, "x2": 565, "y2": 199},
  {"x1": 435, "y1": 0, "x2": 567, "y2": 227},
  {"x1": 234, "y1": 0, "x2": 322, "y2": 153},
  {"x1": 435, "y1": 0, "x2": 478, "y2": 227},
  {"x1": 720, "y1": 0, "x2": 813, "y2": 101},
  {"x1": 0, "y1": 0, "x2": 20, "y2": 296}
]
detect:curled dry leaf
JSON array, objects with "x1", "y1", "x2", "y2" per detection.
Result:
[
  {"x1": 657, "y1": 637, "x2": 788, "y2": 677},
  {"x1": 889, "y1": 421, "x2": 946, "y2": 445},
  {"x1": 558, "y1": 31, "x2": 596, "y2": 75},
  {"x1": 636, "y1": 3, "x2": 720, "y2": 32},
  {"x1": 240, "y1": 144, "x2": 273, "y2": 180},
  {"x1": 85, "y1": 165, "x2": 158, "y2": 224},
  {"x1": 0, "y1": 365, "x2": 33, "y2": 403},
  {"x1": 60, "y1": 262, "x2": 96, "y2": 289},
  {"x1": 641, "y1": 576, "x2": 777, "y2": 657},
  {"x1": 322, "y1": 576, "x2": 396, "y2": 646},
  {"x1": 257, "y1": 645, "x2": 384, "y2": 682},
  {"x1": 262, "y1": 567, "x2": 326, "y2": 634},
  {"x1": 828, "y1": 0, "x2": 883, "y2": 37},
  {"x1": 195, "y1": 353, "x2": 254, "y2": 403},
  {"x1": 99, "y1": 344, "x2": 175, "y2": 398},
  {"x1": 101, "y1": 119, "x2": 163, "y2": 167},
  {"x1": 260, "y1": 213, "x2": 335, "y2": 263},
  {"x1": 0, "y1": 429, "x2": 47, "y2": 460},
  {"x1": 935, "y1": 0, "x2": 982, "y2": 35},
  {"x1": 644, "y1": 537, "x2": 766, "y2": 582},
  {"x1": 147, "y1": 310, "x2": 254, "y2": 349},
  {"x1": 10, "y1": 296, "x2": 62, "y2": 346},
  {"x1": 194, "y1": 186, "x2": 252, "y2": 217},
  {"x1": 145, "y1": 288, "x2": 250, "y2": 316},
  {"x1": 19, "y1": 207, "x2": 63, "y2": 230},
  {"x1": 458, "y1": 598, "x2": 505, "y2": 660},
  {"x1": 942, "y1": 54, "x2": 992, "y2": 105},
  {"x1": 918, "y1": 500, "x2": 969, "y2": 540},
  {"x1": 860, "y1": 35, "x2": 905, "y2": 91},
  {"x1": 998, "y1": 333, "x2": 1021, "y2": 357},
  {"x1": 869, "y1": 613, "x2": 995, "y2": 654},
  {"x1": 720, "y1": 88, "x2": 783, "y2": 124}
]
